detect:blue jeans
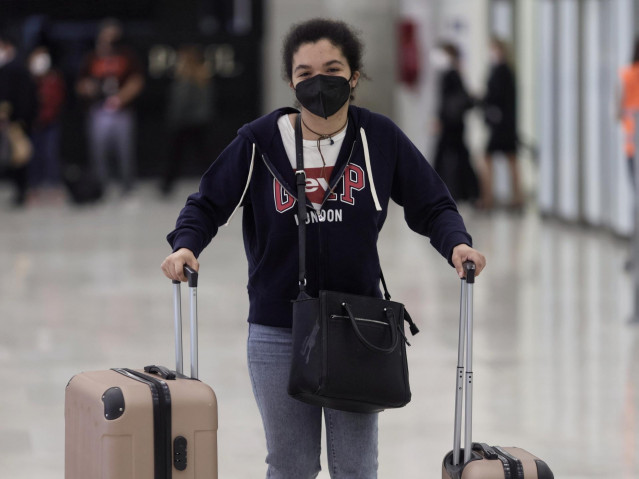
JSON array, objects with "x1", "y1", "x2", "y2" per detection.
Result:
[
  {"x1": 247, "y1": 323, "x2": 379, "y2": 479},
  {"x1": 87, "y1": 106, "x2": 136, "y2": 191},
  {"x1": 30, "y1": 122, "x2": 61, "y2": 187}
]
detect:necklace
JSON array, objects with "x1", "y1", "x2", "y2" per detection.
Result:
[
  {"x1": 299, "y1": 114, "x2": 347, "y2": 183},
  {"x1": 301, "y1": 116, "x2": 347, "y2": 145}
]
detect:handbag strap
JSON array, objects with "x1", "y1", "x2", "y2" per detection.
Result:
[
  {"x1": 294, "y1": 113, "x2": 390, "y2": 298},
  {"x1": 295, "y1": 114, "x2": 308, "y2": 293},
  {"x1": 380, "y1": 270, "x2": 391, "y2": 301}
]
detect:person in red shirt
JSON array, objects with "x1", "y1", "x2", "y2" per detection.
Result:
[
  {"x1": 618, "y1": 38, "x2": 639, "y2": 271},
  {"x1": 27, "y1": 45, "x2": 66, "y2": 202},
  {"x1": 619, "y1": 38, "x2": 639, "y2": 185},
  {"x1": 76, "y1": 18, "x2": 144, "y2": 195}
]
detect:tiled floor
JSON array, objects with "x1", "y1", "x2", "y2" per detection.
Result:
[{"x1": 1, "y1": 180, "x2": 638, "y2": 478}]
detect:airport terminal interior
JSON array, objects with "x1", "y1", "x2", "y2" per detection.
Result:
[
  {"x1": 1, "y1": 182, "x2": 638, "y2": 478},
  {"x1": 2, "y1": 0, "x2": 639, "y2": 478}
]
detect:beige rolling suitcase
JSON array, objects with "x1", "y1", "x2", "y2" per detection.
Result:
[
  {"x1": 442, "y1": 262, "x2": 553, "y2": 479},
  {"x1": 65, "y1": 267, "x2": 218, "y2": 478}
]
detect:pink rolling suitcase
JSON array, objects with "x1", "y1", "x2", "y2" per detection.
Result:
[
  {"x1": 442, "y1": 262, "x2": 554, "y2": 479},
  {"x1": 65, "y1": 266, "x2": 218, "y2": 478}
]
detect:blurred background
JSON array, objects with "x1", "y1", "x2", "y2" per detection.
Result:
[
  {"x1": 0, "y1": 0, "x2": 636, "y2": 231},
  {"x1": 1, "y1": 0, "x2": 639, "y2": 478}
]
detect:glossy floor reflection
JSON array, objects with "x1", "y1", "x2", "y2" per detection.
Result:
[{"x1": 1, "y1": 180, "x2": 637, "y2": 478}]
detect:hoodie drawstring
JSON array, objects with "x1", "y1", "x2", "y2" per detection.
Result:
[
  {"x1": 224, "y1": 143, "x2": 255, "y2": 226},
  {"x1": 359, "y1": 127, "x2": 382, "y2": 212}
]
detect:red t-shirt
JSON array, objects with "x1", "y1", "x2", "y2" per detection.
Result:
[
  {"x1": 36, "y1": 70, "x2": 66, "y2": 126},
  {"x1": 620, "y1": 64, "x2": 639, "y2": 156},
  {"x1": 80, "y1": 46, "x2": 142, "y2": 102}
]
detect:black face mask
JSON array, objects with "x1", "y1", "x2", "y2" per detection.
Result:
[{"x1": 295, "y1": 74, "x2": 351, "y2": 119}]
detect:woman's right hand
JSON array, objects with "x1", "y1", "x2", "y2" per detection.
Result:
[{"x1": 161, "y1": 248, "x2": 199, "y2": 282}]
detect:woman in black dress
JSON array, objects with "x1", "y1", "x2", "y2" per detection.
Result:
[
  {"x1": 479, "y1": 37, "x2": 522, "y2": 210},
  {"x1": 432, "y1": 43, "x2": 479, "y2": 203}
]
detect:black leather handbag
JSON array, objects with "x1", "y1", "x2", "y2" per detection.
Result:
[{"x1": 287, "y1": 115, "x2": 419, "y2": 413}]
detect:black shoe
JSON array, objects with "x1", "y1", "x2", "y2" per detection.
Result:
[
  {"x1": 160, "y1": 181, "x2": 174, "y2": 197},
  {"x1": 11, "y1": 192, "x2": 26, "y2": 208}
]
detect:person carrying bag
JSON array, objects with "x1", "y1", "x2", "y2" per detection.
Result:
[
  {"x1": 0, "y1": 101, "x2": 32, "y2": 169},
  {"x1": 162, "y1": 18, "x2": 486, "y2": 479}
]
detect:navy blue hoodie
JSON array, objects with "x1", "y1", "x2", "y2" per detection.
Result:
[{"x1": 167, "y1": 106, "x2": 472, "y2": 328}]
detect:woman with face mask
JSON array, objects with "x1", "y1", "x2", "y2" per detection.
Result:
[{"x1": 162, "y1": 18, "x2": 486, "y2": 478}]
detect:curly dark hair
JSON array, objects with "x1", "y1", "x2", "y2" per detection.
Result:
[{"x1": 281, "y1": 18, "x2": 365, "y2": 83}]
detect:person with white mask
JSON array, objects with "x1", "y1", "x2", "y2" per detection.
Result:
[{"x1": 27, "y1": 45, "x2": 66, "y2": 203}]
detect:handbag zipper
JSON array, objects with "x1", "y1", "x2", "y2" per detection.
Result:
[
  {"x1": 330, "y1": 315, "x2": 412, "y2": 346},
  {"x1": 330, "y1": 314, "x2": 389, "y2": 327}
]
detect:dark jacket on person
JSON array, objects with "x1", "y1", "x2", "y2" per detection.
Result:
[
  {"x1": 167, "y1": 105, "x2": 472, "y2": 328},
  {"x1": 437, "y1": 69, "x2": 474, "y2": 133},
  {"x1": 484, "y1": 62, "x2": 518, "y2": 153},
  {"x1": 0, "y1": 57, "x2": 37, "y2": 131},
  {"x1": 433, "y1": 69, "x2": 479, "y2": 202}
]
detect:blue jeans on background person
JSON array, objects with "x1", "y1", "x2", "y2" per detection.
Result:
[
  {"x1": 30, "y1": 122, "x2": 62, "y2": 188},
  {"x1": 247, "y1": 323, "x2": 379, "y2": 479},
  {"x1": 87, "y1": 106, "x2": 136, "y2": 193}
]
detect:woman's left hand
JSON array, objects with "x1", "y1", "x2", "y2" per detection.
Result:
[{"x1": 451, "y1": 244, "x2": 486, "y2": 279}]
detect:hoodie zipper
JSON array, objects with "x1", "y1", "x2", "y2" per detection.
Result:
[
  {"x1": 261, "y1": 154, "x2": 300, "y2": 202},
  {"x1": 319, "y1": 140, "x2": 357, "y2": 209},
  {"x1": 261, "y1": 137, "x2": 358, "y2": 210},
  {"x1": 262, "y1": 138, "x2": 358, "y2": 290},
  {"x1": 317, "y1": 139, "x2": 358, "y2": 289}
]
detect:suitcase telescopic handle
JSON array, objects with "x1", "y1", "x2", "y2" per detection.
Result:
[
  {"x1": 172, "y1": 265, "x2": 199, "y2": 379},
  {"x1": 463, "y1": 261, "x2": 475, "y2": 283},
  {"x1": 453, "y1": 261, "x2": 476, "y2": 466},
  {"x1": 171, "y1": 265, "x2": 198, "y2": 287}
]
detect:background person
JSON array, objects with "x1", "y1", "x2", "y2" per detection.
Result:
[
  {"x1": 0, "y1": 30, "x2": 36, "y2": 207},
  {"x1": 618, "y1": 36, "x2": 639, "y2": 271},
  {"x1": 161, "y1": 18, "x2": 486, "y2": 478},
  {"x1": 431, "y1": 42, "x2": 479, "y2": 204},
  {"x1": 479, "y1": 36, "x2": 521, "y2": 210},
  {"x1": 619, "y1": 37, "x2": 639, "y2": 187},
  {"x1": 76, "y1": 18, "x2": 144, "y2": 196},
  {"x1": 160, "y1": 44, "x2": 213, "y2": 196},
  {"x1": 27, "y1": 45, "x2": 66, "y2": 204}
]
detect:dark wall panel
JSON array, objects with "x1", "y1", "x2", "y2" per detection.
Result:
[{"x1": 1, "y1": 0, "x2": 263, "y2": 178}]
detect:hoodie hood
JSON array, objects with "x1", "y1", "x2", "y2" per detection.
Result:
[
  {"x1": 237, "y1": 105, "x2": 373, "y2": 146},
  {"x1": 237, "y1": 106, "x2": 372, "y2": 202}
]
